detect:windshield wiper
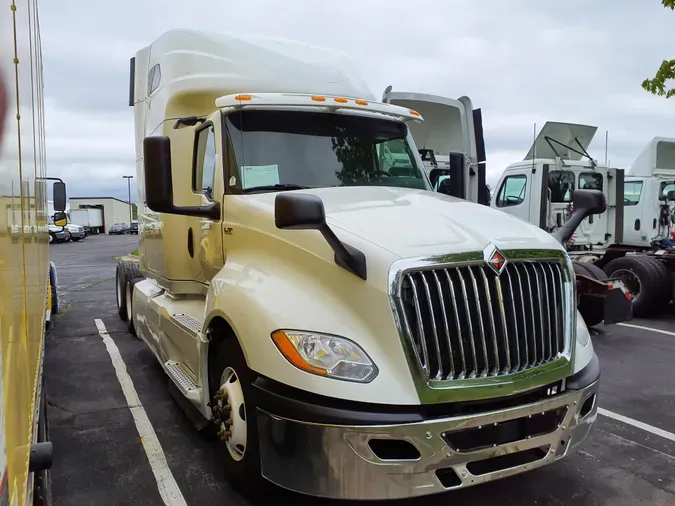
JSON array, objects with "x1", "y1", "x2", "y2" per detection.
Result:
[{"x1": 244, "y1": 184, "x2": 312, "y2": 193}]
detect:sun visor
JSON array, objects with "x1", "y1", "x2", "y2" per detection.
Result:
[
  {"x1": 524, "y1": 122, "x2": 597, "y2": 161},
  {"x1": 382, "y1": 91, "x2": 471, "y2": 156}
]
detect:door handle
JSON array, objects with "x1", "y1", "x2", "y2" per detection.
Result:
[{"x1": 187, "y1": 227, "x2": 194, "y2": 258}]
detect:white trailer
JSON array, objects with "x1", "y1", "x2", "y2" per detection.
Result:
[{"x1": 70, "y1": 208, "x2": 104, "y2": 235}]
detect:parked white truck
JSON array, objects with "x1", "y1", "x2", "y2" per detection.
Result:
[
  {"x1": 622, "y1": 137, "x2": 675, "y2": 248},
  {"x1": 384, "y1": 107, "x2": 631, "y2": 327},
  {"x1": 491, "y1": 129, "x2": 675, "y2": 317},
  {"x1": 70, "y1": 207, "x2": 104, "y2": 235},
  {"x1": 117, "y1": 29, "x2": 611, "y2": 500},
  {"x1": 488, "y1": 122, "x2": 636, "y2": 323}
]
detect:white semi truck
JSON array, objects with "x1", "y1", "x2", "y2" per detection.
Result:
[
  {"x1": 488, "y1": 122, "x2": 635, "y2": 323},
  {"x1": 384, "y1": 107, "x2": 631, "y2": 327},
  {"x1": 622, "y1": 136, "x2": 675, "y2": 249},
  {"x1": 491, "y1": 128, "x2": 675, "y2": 318},
  {"x1": 116, "y1": 29, "x2": 619, "y2": 500}
]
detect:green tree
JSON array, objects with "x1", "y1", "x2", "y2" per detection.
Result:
[
  {"x1": 642, "y1": 0, "x2": 675, "y2": 98},
  {"x1": 132, "y1": 203, "x2": 138, "y2": 220}
]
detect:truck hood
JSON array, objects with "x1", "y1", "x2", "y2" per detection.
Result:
[{"x1": 249, "y1": 186, "x2": 564, "y2": 258}]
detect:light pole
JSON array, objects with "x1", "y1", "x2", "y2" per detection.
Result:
[{"x1": 123, "y1": 175, "x2": 133, "y2": 225}]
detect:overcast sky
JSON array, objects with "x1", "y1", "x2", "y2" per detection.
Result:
[{"x1": 39, "y1": 0, "x2": 672, "y2": 202}]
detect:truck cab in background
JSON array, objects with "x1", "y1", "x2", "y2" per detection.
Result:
[
  {"x1": 622, "y1": 137, "x2": 675, "y2": 248},
  {"x1": 377, "y1": 96, "x2": 630, "y2": 328},
  {"x1": 491, "y1": 122, "x2": 625, "y2": 251},
  {"x1": 117, "y1": 29, "x2": 614, "y2": 501},
  {"x1": 381, "y1": 89, "x2": 489, "y2": 206}
]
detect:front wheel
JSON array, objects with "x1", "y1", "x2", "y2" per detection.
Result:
[
  {"x1": 125, "y1": 277, "x2": 143, "y2": 337},
  {"x1": 116, "y1": 259, "x2": 142, "y2": 321},
  {"x1": 209, "y1": 336, "x2": 263, "y2": 494}
]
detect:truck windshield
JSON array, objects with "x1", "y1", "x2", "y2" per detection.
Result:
[{"x1": 224, "y1": 110, "x2": 429, "y2": 192}]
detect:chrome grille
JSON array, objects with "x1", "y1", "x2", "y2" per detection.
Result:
[{"x1": 398, "y1": 260, "x2": 569, "y2": 381}]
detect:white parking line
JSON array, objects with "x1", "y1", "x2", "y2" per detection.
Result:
[
  {"x1": 618, "y1": 322, "x2": 675, "y2": 337},
  {"x1": 602, "y1": 322, "x2": 675, "y2": 442},
  {"x1": 94, "y1": 319, "x2": 188, "y2": 506},
  {"x1": 599, "y1": 408, "x2": 675, "y2": 443}
]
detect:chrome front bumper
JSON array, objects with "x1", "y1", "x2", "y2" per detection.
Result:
[{"x1": 256, "y1": 379, "x2": 599, "y2": 500}]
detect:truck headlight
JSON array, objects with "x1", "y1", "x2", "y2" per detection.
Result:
[
  {"x1": 576, "y1": 312, "x2": 590, "y2": 346},
  {"x1": 271, "y1": 330, "x2": 378, "y2": 383}
]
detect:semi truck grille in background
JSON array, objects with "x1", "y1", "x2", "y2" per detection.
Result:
[{"x1": 398, "y1": 261, "x2": 568, "y2": 381}]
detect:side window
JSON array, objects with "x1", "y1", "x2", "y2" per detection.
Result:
[
  {"x1": 548, "y1": 171, "x2": 575, "y2": 203},
  {"x1": 579, "y1": 172, "x2": 603, "y2": 191},
  {"x1": 624, "y1": 181, "x2": 643, "y2": 206},
  {"x1": 376, "y1": 138, "x2": 415, "y2": 176},
  {"x1": 660, "y1": 181, "x2": 675, "y2": 200},
  {"x1": 147, "y1": 64, "x2": 161, "y2": 95},
  {"x1": 193, "y1": 125, "x2": 217, "y2": 201},
  {"x1": 496, "y1": 175, "x2": 527, "y2": 208}
]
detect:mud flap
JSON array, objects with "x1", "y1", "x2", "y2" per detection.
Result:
[
  {"x1": 603, "y1": 286, "x2": 633, "y2": 325},
  {"x1": 576, "y1": 275, "x2": 633, "y2": 325}
]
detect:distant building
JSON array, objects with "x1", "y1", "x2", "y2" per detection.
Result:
[{"x1": 69, "y1": 197, "x2": 133, "y2": 234}]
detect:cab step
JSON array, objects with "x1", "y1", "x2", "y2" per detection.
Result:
[
  {"x1": 170, "y1": 313, "x2": 202, "y2": 335},
  {"x1": 167, "y1": 381, "x2": 210, "y2": 431},
  {"x1": 164, "y1": 360, "x2": 209, "y2": 430},
  {"x1": 165, "y1": 360, "x2": 199, "y2": 396}
]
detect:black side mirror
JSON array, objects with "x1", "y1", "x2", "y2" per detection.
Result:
[
  {"x1": 53, "y1": 181, "x2": 67, "y2": 212},
  {"x1": 275, "y1": 193, "x2": 326, "y2": 229},
  {"x1": 53, "y1": 211, "x2": 67, "y2": 228},
  {"x1": 438, "y1": 178, "x2": 452, "y2": 195},
  {"x1": 429, "y1": 168, "x2": 451, "y2": 190},
  {"x1": 143, "y1": 136, "x2": 220, "y2": 219},
  {"x1": 572, "y1": 188, "x2": 606, "y2": 215},
  {"x1": 553, "y1": 189, "x2": 606, "y2": 245},
  {"x1": 144, "y1": 136, "x2": 174, "y2": 214},
  {"x1": 430, "y1": 152, "x2": 466, "y2": 198},
  {"x1": 275, "y1": 193, "x2": 366, "y2": 280}
]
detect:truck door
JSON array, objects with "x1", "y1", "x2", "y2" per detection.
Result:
[
  {"x1": 492, "y1": 170, "x2": 532, "y2": 222},
  {"x1": 190, "y1": 120, "x2": 225, "y2": 283},
  {"x1": 574, "y1": 170, "x2": 608, "y2": 245},
  {"x1": 622, "y1": 178, "x2": 646, "y2": 246},
  {"x1": 656, "y1": 179, "x2": 675, "y2": 241},
  {"x1": 381, "y1": 88, "x2": 487, "y2": 204}
]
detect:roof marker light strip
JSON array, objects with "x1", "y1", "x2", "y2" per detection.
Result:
[{"x1": 215, "y1": 93, "x2": 424, "y2": 122}]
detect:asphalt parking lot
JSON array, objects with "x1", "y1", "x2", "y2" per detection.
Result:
[{"x1": 46, "y1": 235, "x2": 675, "y2": 506}]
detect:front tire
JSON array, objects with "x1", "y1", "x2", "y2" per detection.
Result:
[
  {"x1": 33, "y1": 376, "x2": 52, "y2": 506},
  {"x1": 116, "y1": 259, "x2": 141, "y2": 321},
  {"x1": 209, "y1": 335, "x2": 263, "y2": 494},
  {"x1": 125, "y1": 277, "x2": 143, "y2": 337},
  {"x1": 49, "y1": 262, "x2": 59, "y2": 315}
]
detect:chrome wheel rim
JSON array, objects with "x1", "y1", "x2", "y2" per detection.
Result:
[{"x1": 215, "y1": 367, "x2": 247, "y2": 462}]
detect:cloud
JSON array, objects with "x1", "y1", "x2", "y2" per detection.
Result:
[{"x1": 36, "y1": 0, "x2": 674, "y2": 203}]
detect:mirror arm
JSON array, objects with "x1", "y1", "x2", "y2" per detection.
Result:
[
  {"x1": 553, "y1": 210, "x2": 589, "y2": 245},
  {"x1": 318, "y1": 225, "x2": 367, "y2": 280}
]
